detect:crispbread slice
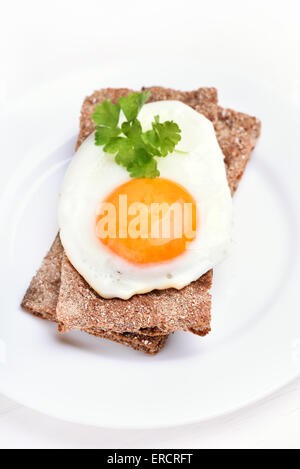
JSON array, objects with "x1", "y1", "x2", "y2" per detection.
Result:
[
  {"x1": 22, "y1": 235, "x2": 168, "y2": 354},
  {"x1": 214, "y1": 106, "x2": 261, "y2": 195},
  {"x1": 22, "y1": 234, "x2": 63, "y2": 321},
  {"x1": 58, "y1": 251, "x2": 212, "y2": 335},
  {"x1": 56, "y1": 87, "x2": 261, "y2": 336}
]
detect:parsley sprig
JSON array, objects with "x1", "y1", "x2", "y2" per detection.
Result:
[{"x1": 92, "y1": 91, "x2": 182, "y2": 178}]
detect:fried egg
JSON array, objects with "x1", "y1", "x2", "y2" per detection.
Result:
[{"x1": 58, "y1": 100, "x2": 232, "y2": 299}]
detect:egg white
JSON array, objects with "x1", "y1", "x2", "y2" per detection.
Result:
[{"x1": 58, "y1": 100, "x2": 233, "y2": 299}]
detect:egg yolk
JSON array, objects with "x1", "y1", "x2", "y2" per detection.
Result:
[{"x1": 95, "y1": 178, "x2": 198, "y2": 264}]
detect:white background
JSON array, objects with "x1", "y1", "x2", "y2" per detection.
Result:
[{"x1": 0, "y1": 0, "x2": 299, "y2": 449}]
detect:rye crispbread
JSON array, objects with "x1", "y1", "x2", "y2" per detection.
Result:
[
  {"x1": 21, "y1": 235, "x2": 168, "y2": 354},
  {"x1": 55, "y1": 87, "x2": 261, "y2": 336},
  {"x1": 21, "y1": 234, "x2": 63, "y2": 322}
]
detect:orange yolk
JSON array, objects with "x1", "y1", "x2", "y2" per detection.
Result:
[{"x1": 95, "y1": 178, "x2": 198, "y2": 265}]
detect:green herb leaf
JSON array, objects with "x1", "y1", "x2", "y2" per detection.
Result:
[
  {"x1": 119, "y1": 90, "x2": 151, "y2": 122},
  {"x1": 142, "y1": 129, "x2": 161, "y2": 155},
  {"x1": 95, "y1": 126, "x2": 121, "y2": 145},
  {"x1": 92, "y1": 91, "x2": 183, "y2": 178},
  {"x1": 121, "y1": 119, "x2": 143, "y2": 141},
  {"x1": 151, "y1": 116, "x2": 181, "y2": 156},
  {"x1": 104, "y1": 138, "x2": 136, "y2": 166},
  {"x1": 92, "y1": 100, "x2": 120, "y2": 128},
  {"x1": 128, "y1": 151, "x2": 160, "y2": 179}
]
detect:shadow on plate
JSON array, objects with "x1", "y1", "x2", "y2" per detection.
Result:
[{"x1": 49, "y1": 326, "x2": 207, "y2": 362}]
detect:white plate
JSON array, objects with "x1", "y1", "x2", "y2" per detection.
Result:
[{"x1": 0, "y1": 63, "x2": 299, "y2": 429}]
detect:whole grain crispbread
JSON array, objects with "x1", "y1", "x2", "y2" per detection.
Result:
[
  {"x1": 58, "y1": 250, "x2": 212, "y2": 335},
  {"x1": 215, "y1": 106, "x2": 261, "y2": 195},
  {"x1": 56, "y1": 87, "x2": 261, "y2": 336},
  {"x1": 22, "y1": 235, "x2": 169, "y2": 354},
  {"x1": 21, "y1": 234, "x2": 63, "y2": 321}
]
